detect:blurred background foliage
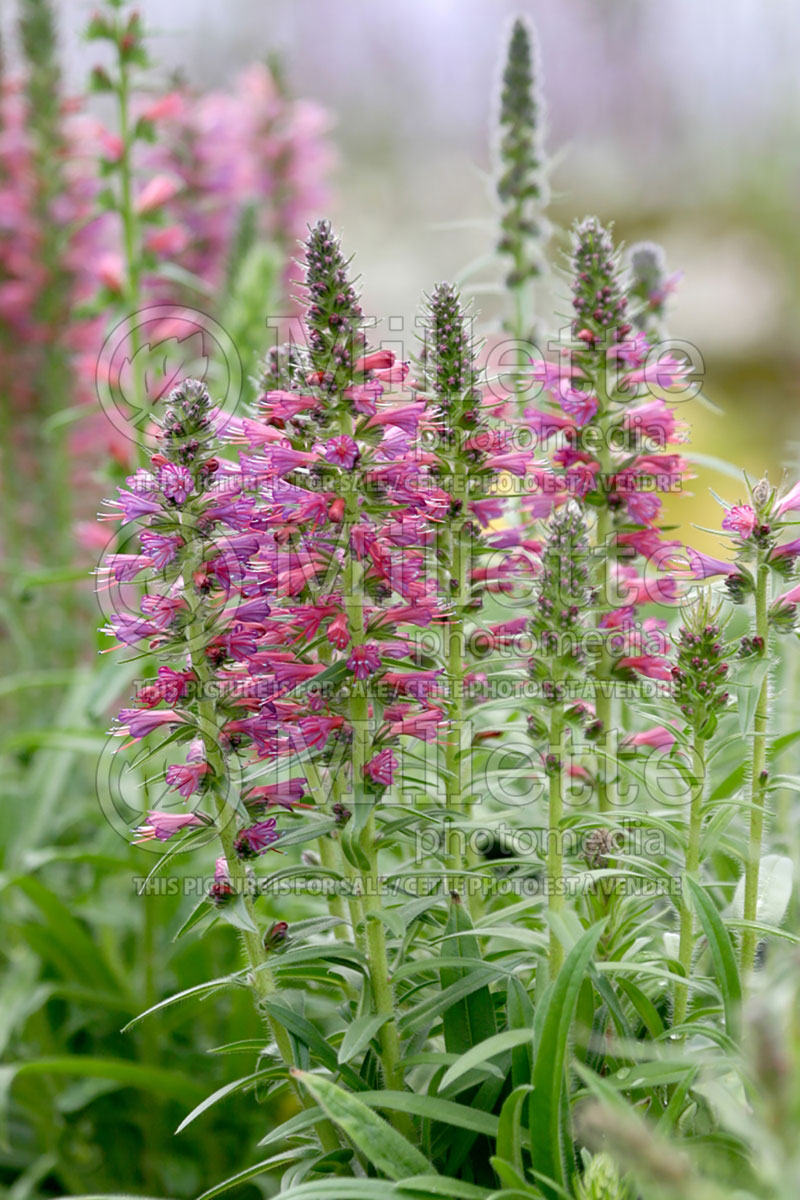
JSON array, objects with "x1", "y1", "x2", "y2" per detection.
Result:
[{"x1": 1, "y1": 1, "x2": 800, "y2": 1197}]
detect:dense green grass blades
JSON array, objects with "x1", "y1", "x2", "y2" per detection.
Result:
[
  {"x1": 291, "y1": 1070, "x2": 435, "y2": 1180},
  {"x1": 685, "y1": 875, "x2": 742, "y2": 1039},
  {"x1": 439, "y1": 896, "x2": 497, "y2": 1054},
  {"x1": 529, "y1": 922, "x2": 605, "y2": 1198}
]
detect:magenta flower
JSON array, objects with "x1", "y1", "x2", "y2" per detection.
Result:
[
  {"x1": 686, "y1": 548, "x2": 736, "y2": 579},
  {"x1": 347, "y1": 643, "x2": 382, "y2": 680},
  {"x1": 134, "y1": 811, "x2": 203, "y2": 843},
  {"x1": 324, "y1": 435, "x2": 359, "y2": 469},
  {"x1": 721, "y1": 504, "x2": 756, "y2": 539},
  {"x1": 116, "y1": 708, "x2": 187, "y2": 741},
  {"x1": 233, "y1": 818, "x2": 280, "y2": 859},
  {"x1": 770, "y1": 537, "x2": 800, "y2": 561},
  {"x1": 776, "y1": 480, "x2": 800, "y2": 517},
  {"x1": 364, "y1": 748, "x2": 398, "y2": 788},
  {"x1": 622, "y1": 725, "x2": 677, "y2": 751},
  {"x1": 775, "y1": 582, "x2": 800, "y2": 607},
  {"x1": 158, "y1": 463, "x2": 195, "y2": 505},
  {"x1": 617, "y1": 655, "x2": 673, "y2": 682},
  {"x1": 165, "y1": 760, "x2": 211, "y2": 799}
]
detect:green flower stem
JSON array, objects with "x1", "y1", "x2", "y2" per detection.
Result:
[
  {"x1": 444, "y1": 498, "x2": 468, "y2": 892},
  {"x1": 115, "y1": 50, "x2": 148, "y2": 471},
  {"x1": 547, "y1": 695, "x2": 566, "y2": 977},
  {"x1": 741, "y1": 557, "x2": 771, "y2": 974},
  {"x1": 673, "y1": 732, "x2": 706, "y2": 1031},
  {"x1": 180, "y1": 534, "x2": 338, "y2": 1153},
  {"x1": 339, "y1": 413, "x2": 404, "y2": 1094},
  {"x1": 593, "y1": 499, "x2": 616, "y2": 815}
]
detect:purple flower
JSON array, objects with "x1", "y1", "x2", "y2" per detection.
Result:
[
  {"x1": 159, "y1": 463, "x2": 195, "y2": 505},
  {"x1": 686, "y1": 548, "x2": 736, "y2": 579},
  {"x1": 364, "y1": 748, "x2": 398, "y2": 788},
  {"x1": 347, "y1": 643, "x2": 382, "y2": 680},
  {"x1": 139, "y1": 530, "x2": 183, "y2": 568},
  {"x1": 165, "y1": 760, "x2": 210, "y2": 798},
  {"x1": 117, "y1": 708, "x2": 187, "y2": 740},
  {"x1": 133, "y1": 811, "x2": 203, "y2": 842},
  {"x1": 233, "y1": 818, "x2": 280, "y2": 859},
  {"x1": 721, "y1": 504, "x2": 756, "y2": 539},
  {"x1": 324, "y1": 435, "x2": 359, "y2": 469}
]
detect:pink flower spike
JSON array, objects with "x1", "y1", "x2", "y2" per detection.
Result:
[{"x1": 721, "y1": 505, "x2": 756, "y2": 539}]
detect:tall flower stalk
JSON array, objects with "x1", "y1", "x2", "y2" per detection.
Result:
[
  {"x1": 496, "y1": 15, "x2": 547, "y2": 343},
  {"x1": 102, "y1": 378, "x2": 338, "y2": 1150},
  {"x1": 669, "y1": 600, "x2": 729, "y2": 1029},
  {"x1": 527, "y1": 502, "x2": 595, "y2": 974},
  {"x1": 523, "y1": 217, "x2": 688, "y2": 816}
]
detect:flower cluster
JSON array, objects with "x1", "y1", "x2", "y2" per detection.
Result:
[{"x1": 670, "y1": 608, "x2": 730, "y2": 738}]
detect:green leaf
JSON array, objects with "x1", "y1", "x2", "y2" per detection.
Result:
[
  {"x1": 439, "y1": 896, "x2": 497, "y2": 1054},
  {"x1": 291, "y1": 1070, "x2": 434, "y2": 1180},
  {"x1": 338, "y1": 1014, "x2": 391, "y2": 1064},
  {"x1": 685, "y1": 876, "x2": 741, "y2": 1040},
  {"x1": 175, "y1": 1067, "x2": 281, "y2": 1133},
  {"x1": 357, "y1": 1090, "x2": 499, "y2": 1137},
  {"x1": 529, "y1": 922, "x2": 605, "y2": 1199},
  {"x1": 439, "y1": 1029, "x2": 533, "y2": 1091},
  {"x1": 395, "y1": 1177, "x2": 494, "y2": 1198},
  {"x1": 122, "y1": 974, "x2": 241, "y2": 1031},
  {"x1": 496, "y1": 1085, "x2": 532, "y2": 1177},
  {"x1": 736, "y1": 660, "x2": 768, "y2": 738}
]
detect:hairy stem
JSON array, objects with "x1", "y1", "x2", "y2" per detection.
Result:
[
  {"x1": 340, "y1": 412, "x2": 404, "y2": 1093},
  {"x1": 673, "y1": 732, "x2": 705, "y2": 1031},
  {"x1": 547, "y1": 697, "x2": 566, "y2": 976},
  {"x1": 741, "y1": 558, "x2": 771, "y2": 974}
]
